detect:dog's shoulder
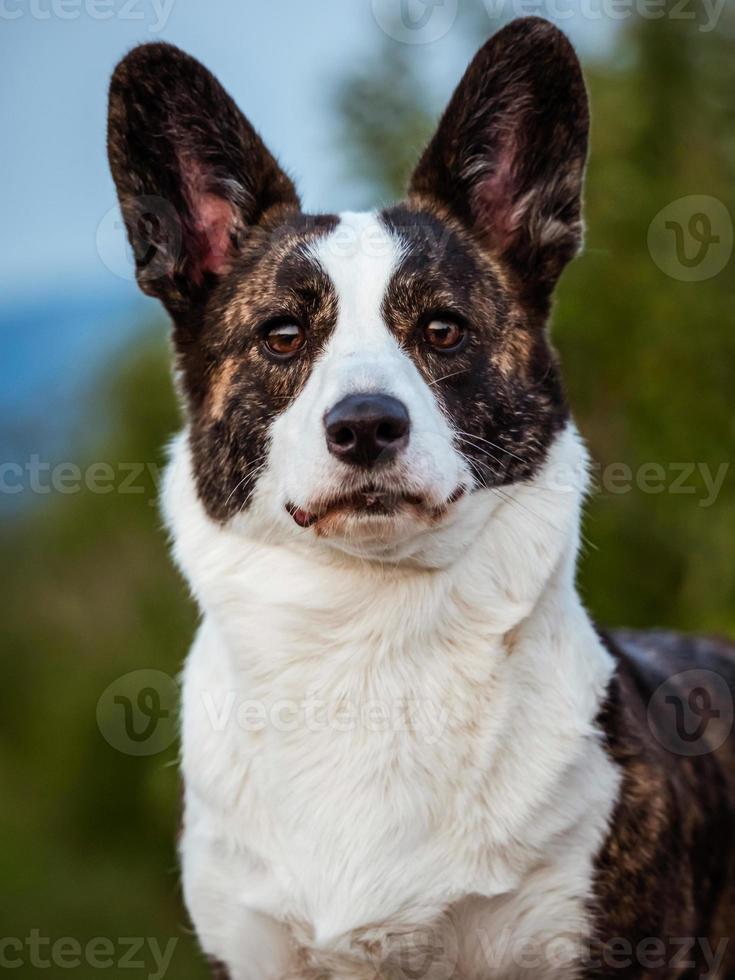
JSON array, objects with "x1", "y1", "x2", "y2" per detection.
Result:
[
  {"x1": 606, "y1": 627, "x2": 735, "y2": 698},
  {"x1": 589, "y1": 627, "x2": 735, "y2": 974},
  {"x1": 599, "y1": 626, "x2": 735, "y2": 755},
  {"x1": 599, "y1": 626, "x2": 735, "y2": 774}
]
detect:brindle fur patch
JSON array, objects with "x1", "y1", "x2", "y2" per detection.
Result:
[
  {"x1": 380, "y1": 204, "x2": 568, "y2": 490},
  {"x1": 592, "y1": 629, "x2": 735, "y2": 979},
  {"x1": 187, "y1": 211, "x2": 339, "y2": 521}
]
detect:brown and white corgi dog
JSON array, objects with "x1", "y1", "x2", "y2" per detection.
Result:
[{"x1": 107, "y1": 18, "x2": 735, "y2": 980}]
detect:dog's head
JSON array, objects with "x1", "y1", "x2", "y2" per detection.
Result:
[{"x1": 108, "y1": 18, "x2": 588, "y2": 559}]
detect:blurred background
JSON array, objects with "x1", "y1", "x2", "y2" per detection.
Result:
[{"x1": 1, "y1": 0, "x2": 733, "y2": 975}]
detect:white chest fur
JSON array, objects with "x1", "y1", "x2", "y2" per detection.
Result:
[{"x1": 165, "y1": 426, "x2": 620, "y2": 980}]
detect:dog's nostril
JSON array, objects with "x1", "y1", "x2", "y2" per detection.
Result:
[
  {"x1": 324, "y1": 393, "x2": 410, "y2": 467},
  {"x1": 376, "y1": 419, "x2": 405, "y2": 445},
  {"x1": 333, "y1": 425, "x2": 356, "y2": 448}
]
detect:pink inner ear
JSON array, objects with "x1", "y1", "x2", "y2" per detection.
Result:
[
  {"x1": 472, "y1": 135, "x2": 524, "y2": 256},
  {"x1": 195, "y1": 192, "x2": 236, "y2": 277},
  {"x1": 180, "y1": 155, "x2": 237, "y2": 280}
]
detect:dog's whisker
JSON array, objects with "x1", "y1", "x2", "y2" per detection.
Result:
[
  {"x1": 428, "y1": 369, "x2": 470, "y2": 386},
  {"x1": 225, "y1": 455, "x2": 269, "y2": 508},
  {"x1": 454, "y1": 428, "x2": 527, "y2": 464}
]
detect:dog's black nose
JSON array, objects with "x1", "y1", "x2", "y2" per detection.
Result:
[{"x1": 324, "y1": 393, "x2": 410, "y2": 467}]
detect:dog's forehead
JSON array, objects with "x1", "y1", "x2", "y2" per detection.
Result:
[
  {"x1": 219, "y1": 211, "x2": 338, "y2": 329},
  {"x1": 307, "y1": 211, "x2": 404, "y2": 341},
  {"x1": 305, "y1": 208, "x2": 484, "y2": 344}
]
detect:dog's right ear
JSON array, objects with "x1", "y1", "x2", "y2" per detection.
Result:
[
  {"x1": 107, "y1": 43, "x2": 299, "y2": 319},
  {"x1": 408, "y1": 18, "x2": 589, "y2": 317}
]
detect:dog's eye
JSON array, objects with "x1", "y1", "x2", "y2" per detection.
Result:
[
  {"x1": 263, "y1": 322, "x2": 306, "y2": 358},
  {"x1": 423, "y1": 319, "x2": 466, "y2": 352}
]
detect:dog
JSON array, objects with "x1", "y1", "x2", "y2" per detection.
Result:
[{"x1": 107, "y1": 17, "x2": 735, "y2": 980}]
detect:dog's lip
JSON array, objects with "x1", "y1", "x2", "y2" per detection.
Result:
[
  {"x1": 287, "y1": 485, "x2": 465, "y2": 528},
  {"x1": 288, "y1": 506, "x2": 319, "y2": 529}
]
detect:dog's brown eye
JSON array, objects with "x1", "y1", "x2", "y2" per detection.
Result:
[
  {"x1": 263, "y1": 323, "x2": 306, "y2": 357},
  {"x1": 423, "y1": 319, "x2": 465, "y2": 352}
]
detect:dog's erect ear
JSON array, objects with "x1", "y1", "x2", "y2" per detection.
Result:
[
  {"x1": 409, "y1": 18, "x2": 589, "y2": 313},
  {"x1": 107, "y1": 43, "x2": 299, "y2": 316}
]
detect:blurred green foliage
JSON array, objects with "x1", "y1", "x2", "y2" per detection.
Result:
[
  {"x1": 1, "y1": 7, "x2": 733, "y2": 975},
  {"x1": 0, "y1": 331, "x2": 205, "y2": 976}
]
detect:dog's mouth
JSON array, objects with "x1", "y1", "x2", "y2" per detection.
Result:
[{"x1": 287, "y1": 485, "x2": 465, "y2": 529}]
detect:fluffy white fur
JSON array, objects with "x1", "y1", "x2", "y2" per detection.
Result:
[{"x1": 164, "y1": 214, "x2": 620, "y2": 980}]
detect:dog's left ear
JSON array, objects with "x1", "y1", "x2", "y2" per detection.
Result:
[
  {"x1": 409, "y1": 17, "x2": 589, "y2": 314},
  {"x1": 107, "y1": 42, "x2": 299, "y2": 318}
]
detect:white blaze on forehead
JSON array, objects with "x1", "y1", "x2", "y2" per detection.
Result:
[
  {"x1": 309, "y1": 211, "x2": 405, "y2": 362},
  {"x1": 306, "y1": 210, "x2": 445, "y2": 423}
]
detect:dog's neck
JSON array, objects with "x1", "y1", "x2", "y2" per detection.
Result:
[{"x1": 164, "y1": 423, "x2": 607, "y2": 694}]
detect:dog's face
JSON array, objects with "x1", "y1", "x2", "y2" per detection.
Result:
[{"x1": 108, "y1": 18, "x2": 588, "y2": 556}]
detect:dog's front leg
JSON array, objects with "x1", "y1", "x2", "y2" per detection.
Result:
[
  {"x1": 193, "y1": 906, "x2": 298, "y2": 980},
  {"x1": 183, "y1": 833, "x2": 297, "y2": 980}
]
